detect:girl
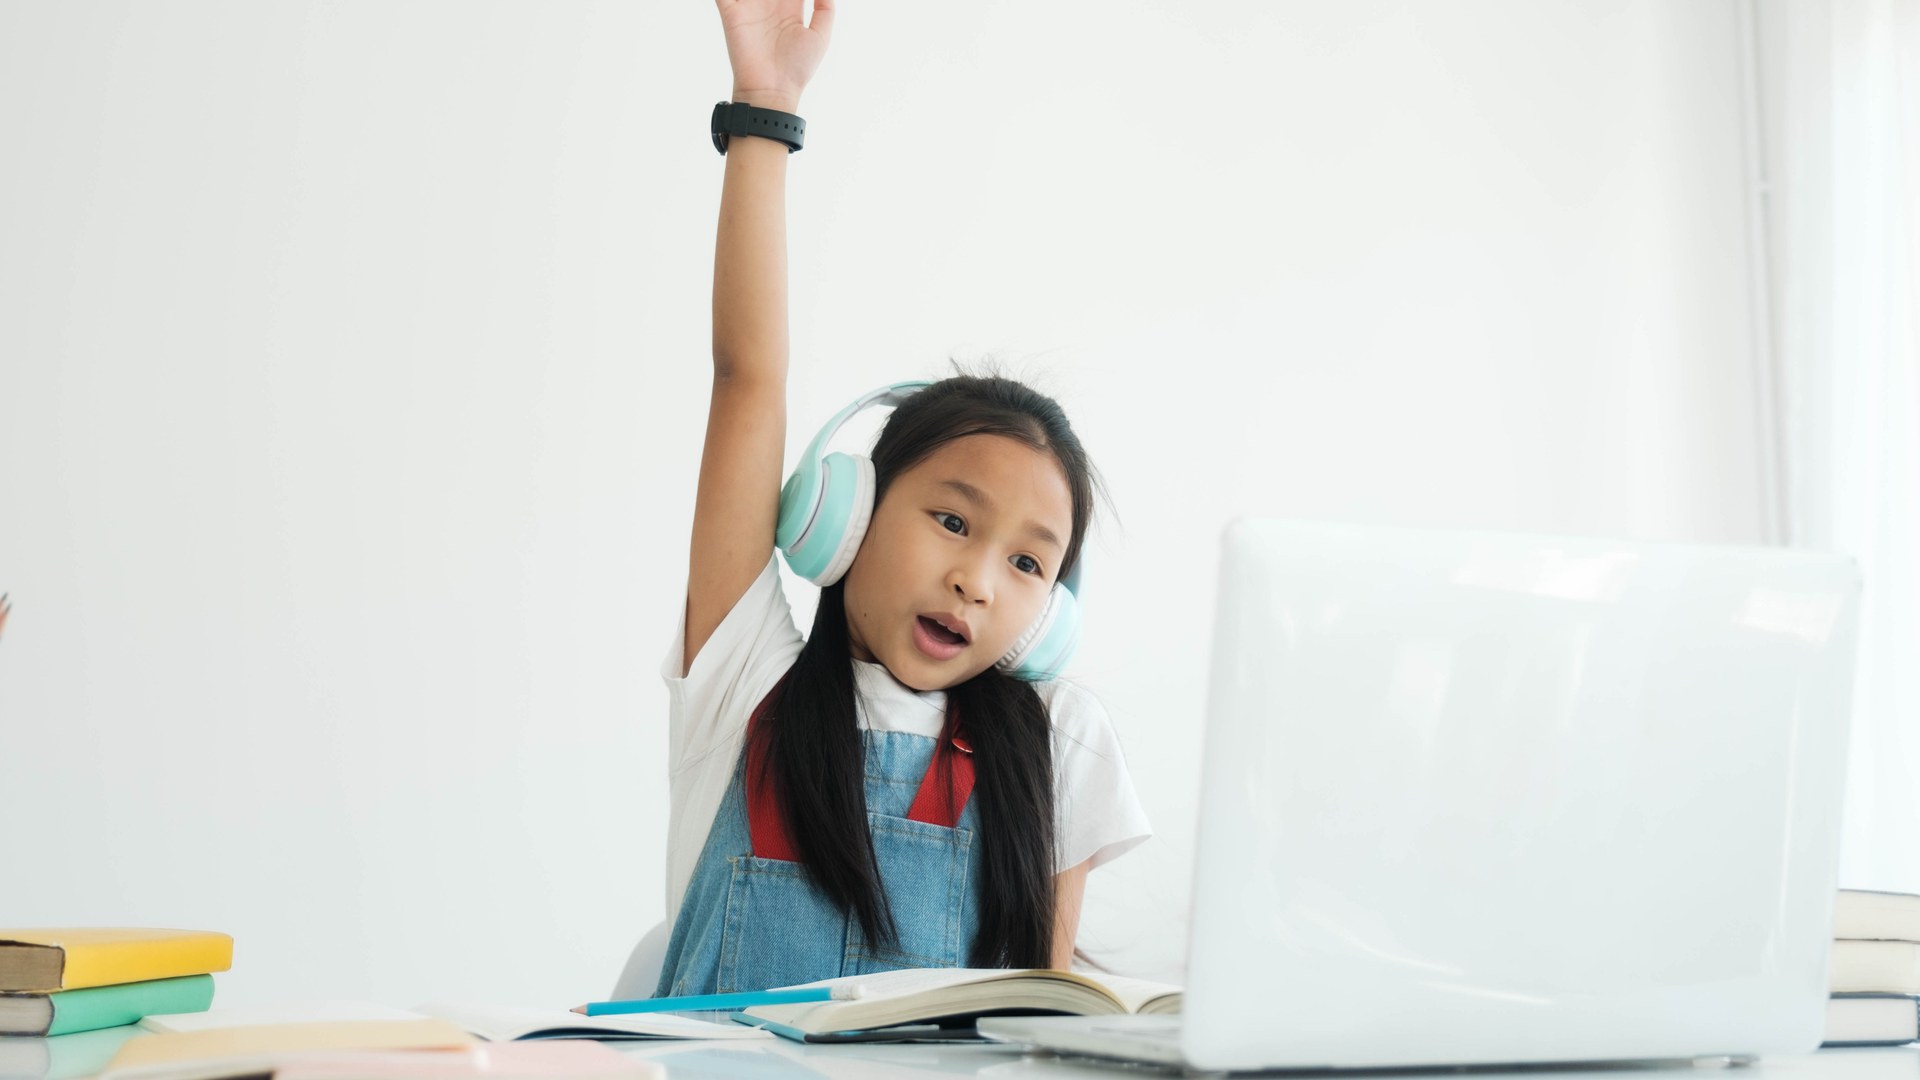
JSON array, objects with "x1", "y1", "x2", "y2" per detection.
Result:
[{"x1": 654, "y1": 0, "x2": 1151, "y2": 996}]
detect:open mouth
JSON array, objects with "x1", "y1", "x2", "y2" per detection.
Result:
[{"x1": 918, "y1": 616, "x2": 967, "y2": 646}]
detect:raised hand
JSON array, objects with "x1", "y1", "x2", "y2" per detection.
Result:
[{"x1": 715, "y1": 0, "x2": 835, "y2": 105}]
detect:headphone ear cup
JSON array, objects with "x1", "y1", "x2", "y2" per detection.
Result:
[
  {"x1": 775, "y1": 454, "x2": 822, "y2": 553},
  {"x1": 997, "y1": 582, "x2": 1083, "y2": 682},
  {"x1": 779, "y1": 451, "x2": 874, "y2": 586},
  {"x1": 815, "y1": 453, "x2": 875, "y2": 587}
]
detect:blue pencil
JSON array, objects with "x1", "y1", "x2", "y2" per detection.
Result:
[{"x1": 573, "y1": 985, "x2": 860, "y2": 1016}]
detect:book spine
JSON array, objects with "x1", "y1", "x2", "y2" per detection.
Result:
[
  {"x1": 45, "y1": 974, "x2": 215, "y2": 1036},
  {"x1": 60, "y1": 935, "x2": 233, "y2": 990}
]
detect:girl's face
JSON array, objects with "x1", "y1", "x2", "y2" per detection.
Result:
[{"x1": 843, "y1": 433, "x2": 1075, "y2": 692}]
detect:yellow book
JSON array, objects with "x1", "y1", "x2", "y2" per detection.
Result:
[
  {"x1": 0, "y1": 929, "x2": 233, "y2": 991},
  {"x1": 100, "y1": 1018, "x2": 476, "y2": 1080}
]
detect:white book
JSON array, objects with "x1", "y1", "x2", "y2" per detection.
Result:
[
  {"x1": 1831, "y1": 940, "x2": 1920, "y2": 995},
  {"x1": 0, "y1": 1023, "x2": 145, "y2": 1080},
  {"x1": 1825, "y1": 994, "x2": 1919, "y2": 1046},
  {"x1": 100, "y1": 1019, "x2": 476, "y2": 1080},
  {"x1": 1835, "y1": 889, "x2": 1920, "y2": 943}
]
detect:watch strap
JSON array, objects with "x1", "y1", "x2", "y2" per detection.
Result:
[{"x1": 711, "y1": 101, "x2": 805, "y2": 155}]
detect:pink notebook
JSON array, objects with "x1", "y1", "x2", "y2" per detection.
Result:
[{"x1": 269, "y1": 1042, "x2": 662, "y2": 1080}]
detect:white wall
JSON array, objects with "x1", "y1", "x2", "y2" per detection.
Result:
[
  {"x1": 1756, "y1": 0, "x2": 1920, "y2": 895},
  {"x1": 0, "y1": 1, "x2": 1766, "y2": 1008}
]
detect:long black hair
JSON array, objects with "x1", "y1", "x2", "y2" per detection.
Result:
[{"x1": 750, "y1": 368, "x2": 1103, "y2": 968}]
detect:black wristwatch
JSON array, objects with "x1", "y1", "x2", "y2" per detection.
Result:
[{"x1": 711, "y1": 101, "x2": 806, "y2": 155}]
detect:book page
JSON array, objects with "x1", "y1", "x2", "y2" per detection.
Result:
[
  {"x1": 778, "y1": 966, "x2": 1107, "y2": 1003},
  {"x1": 746, "y1": 967, "x2": 1153, "y2": 1033},
  {"x1": 1072, "y1": 973, "x2": 1183, "y2": 1013}
]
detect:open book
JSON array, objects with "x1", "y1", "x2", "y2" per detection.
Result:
[{"x1": 734, "y1": 967, "x2": 1182, "y2": 1042}]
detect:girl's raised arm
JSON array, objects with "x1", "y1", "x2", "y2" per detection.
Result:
[{"x1": 683, "y1": 0, "x2": 833, "y2": 675}]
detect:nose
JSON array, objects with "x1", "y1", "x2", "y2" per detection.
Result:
[{"x1": 947, "y1": 558, "x2": 994, "y2": 606}]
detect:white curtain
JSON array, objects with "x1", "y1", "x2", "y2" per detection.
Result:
[{"x1": 1764, "y1": 0, "x2": 1920, "y2": 892}]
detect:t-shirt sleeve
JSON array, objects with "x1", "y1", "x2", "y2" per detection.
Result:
[
  {"x1": 659, "y1": 553, "x2": 806, "y2": 775},
  {"x1": 1045, "y1": 679, "x2": 1153, "y2": 874}
]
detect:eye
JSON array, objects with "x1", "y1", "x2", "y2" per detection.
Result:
[
  {"x1": 1013, "y1": 554, "x2": 1043, "y2": 576},
  {"x1": 933, "y1": 511, "x2": 966, "y2": 534}
]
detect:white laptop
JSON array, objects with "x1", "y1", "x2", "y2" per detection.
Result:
[{"x1": 981, "y1": 517, "x2": 1862, "y2": 1072}]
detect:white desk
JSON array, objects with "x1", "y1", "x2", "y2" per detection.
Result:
[{"x1": 606, "y1": 1039, "x2": 1919, "y2": 1078}]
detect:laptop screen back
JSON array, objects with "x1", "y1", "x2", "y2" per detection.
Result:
[{"x1": 1183, "y1": 518, "x2": 1861, "y2": 1071}]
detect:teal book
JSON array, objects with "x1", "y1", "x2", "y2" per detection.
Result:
[{"x1": 0, "y1": 973, "x2": 214, "y2": 1036}]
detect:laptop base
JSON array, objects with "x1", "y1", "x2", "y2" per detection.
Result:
[{"x1": 978, "y1": 1015, "x2": 1762, "y2": 1075}]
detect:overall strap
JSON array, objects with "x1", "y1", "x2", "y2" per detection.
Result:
[
  {"x1": 905, "y1": 704, "x2": 976, "y2": 828},
  {"x1": 744, "y1": 675, "x2": 975, "y2": 863}
]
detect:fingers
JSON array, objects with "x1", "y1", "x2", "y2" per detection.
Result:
[{"x1": 809, "y1": 0, "x2": 833, "y2": 38}]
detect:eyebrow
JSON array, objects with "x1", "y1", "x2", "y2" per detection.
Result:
[{"x1": 937, "y1": 479, "x2": 1065, "y2": 551}]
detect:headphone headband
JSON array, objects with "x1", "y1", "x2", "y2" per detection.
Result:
[{"x1": 800, "y1": 380, "x2": 934, "y2": 471}]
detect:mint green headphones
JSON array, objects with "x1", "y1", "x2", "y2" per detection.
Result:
[{"x1": 775, "y1": 380, "x2": 1084, "y2": 681}]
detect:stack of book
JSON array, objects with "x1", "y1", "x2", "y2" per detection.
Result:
[
  {"x1": 0, "y1": 927, "x2": 232, "y2": 1075},
  {"x1": 1824, "y1": 889, "x2": 1920, "y2": 1047}
]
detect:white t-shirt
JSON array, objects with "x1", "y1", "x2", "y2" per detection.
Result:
[{"x1": 659, "y1": 553, "x2": 1153, "y2": 928}]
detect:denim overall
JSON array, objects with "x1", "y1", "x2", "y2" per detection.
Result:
[{"x1": 654, "y1": 675, "x2": 984, "y2": 996}]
